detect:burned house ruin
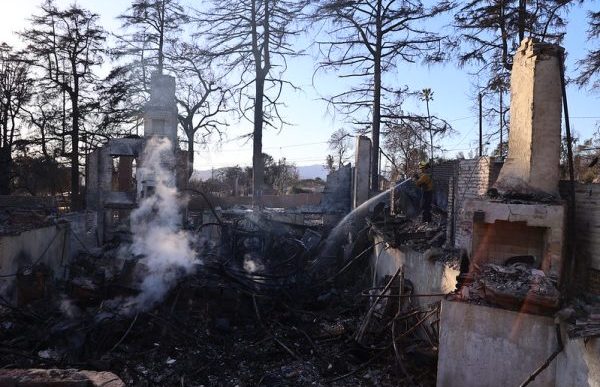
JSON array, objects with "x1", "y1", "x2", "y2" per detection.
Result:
[
  {"x1": 1, "y1": 38, "x2": 600, "y2": 387},
  {"x1": 86, "y1": 73, "x2": 189, "y2": 243}
]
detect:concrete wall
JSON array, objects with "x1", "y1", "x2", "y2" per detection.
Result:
[
  {"x1": 0, "y1": 224, "x2": 69, "y2": 301},
  {"x1": 559, "y1": 182, "x2": 600, "y2": 293},
  {"x1": 321, "y1": 164, "x2": 352, "y2": 212},
  {"x1": 189, "y1": 193, "x2": 323, "y2": 210},
  {"x1": 60, "y1": 212, "x2": 98, "y2": 258},
  {"x1": 372, "y1": 237, "x2": 459, "y2": 300},
  {"x1": 437, "y1": 300, "x2": 557, "y2": 387},
  {"x1": 438, "y1": 300, "x2": 600, "y2": 387},
  {"x1": 556, "y1": 335, "x2": 600, "y2": 387}
]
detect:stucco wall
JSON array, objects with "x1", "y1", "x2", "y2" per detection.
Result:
[
  {"x1": 556, "y1": 334, "x2": 600, "y2": 387},
  {"x1": 372, "y1": 237, "x2": 459, "y2": 300},
  {"x1": 495, "y1": 39, "x2": 563, "y2": 196},
  {"x1": 0, "y1": 224, "x2": 69, "y2": 300},
  {"x1": 437, "y1": 300, "x2": 557, "y2": 387}
]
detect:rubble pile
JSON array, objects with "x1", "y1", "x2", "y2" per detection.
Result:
[
  {"x1": 369, "y1": 212, "x2": 446, "y2": 252},
  {"x1": 557, "y1": 298, "x2": 600, "y2": 339},
  {"x1": 453, "y1": 263, "x2": 560, "y2": 314}
]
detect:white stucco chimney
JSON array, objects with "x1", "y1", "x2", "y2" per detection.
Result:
[
  {"x1": 143, "y1": 73, "x2": 178, "y2": 148},
  {"x1": 494, "y1": 38, "x2": 564, "y2": 196}
]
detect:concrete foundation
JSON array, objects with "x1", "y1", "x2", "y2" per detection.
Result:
[
  {"x1": 437, "y1": 300, "x2": 600, "y2": 387},
  {"x1": 437, "y1": 300, "x2": 558, "y2": 387}
]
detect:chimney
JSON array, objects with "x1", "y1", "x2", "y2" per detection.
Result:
[
  {"x1": 143, "y1": 73, "x2": 178, "y2": 148},
  {"x1": 494, "y1": 38, "x2": 564, "y2": 196}
]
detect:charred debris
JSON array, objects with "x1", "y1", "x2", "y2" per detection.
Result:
[{"x1": 0, "y1": 195, "x2": 446, "y2": 387}]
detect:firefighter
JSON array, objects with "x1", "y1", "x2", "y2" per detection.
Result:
[{"x1": 414, "y1": 161, "x2": 433, "y2": 223}]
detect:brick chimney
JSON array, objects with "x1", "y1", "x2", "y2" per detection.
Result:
[{"x1": 494, "y1": 38, "x2": 564, "y2": 196}]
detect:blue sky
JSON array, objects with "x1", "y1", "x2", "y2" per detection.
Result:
[{"x1": 0, "y1": 0, "x2": 598, "y2": 172}]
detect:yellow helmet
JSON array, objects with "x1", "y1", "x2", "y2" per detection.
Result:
[{"x1": 419, "y1": 161, "x2": 429, "y2": 170}]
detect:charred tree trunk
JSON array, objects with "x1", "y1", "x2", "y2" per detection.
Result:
[
  {"x1": 0, "y1": 147, "x2": 11, "y2": 195},
  {"x1": 371, "y1": 0, "x2": 383, "y2": 193},
  {"x1": 157, "y1": 0, "x2": 165, "y2": 74},
  {"x1": 253, "y1": 74, "x2": 265, "y2": 201},
  {"x1": 187, "y1": 127, "x2": 194, "y2": 177},
  {"x1": 70, "y1": 93, "x2": 81, "y2": 210}
]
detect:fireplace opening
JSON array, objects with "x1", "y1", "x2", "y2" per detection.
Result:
[{"x1": 472, "y1": 220, "x2": 546, "y2": 269}]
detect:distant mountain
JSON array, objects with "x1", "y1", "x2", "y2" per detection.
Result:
[{"x1": 191, "y1": 164, "x2": 328, "y2": 181}]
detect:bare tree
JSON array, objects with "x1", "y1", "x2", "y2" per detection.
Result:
[
  {"x1": 22, "y1": 88, "x2": 62, "y2": 159},
  {"x1": 116, "y1": 0, "x2": 189, "y2": 81},
  {"x1": 195, "y1": 0, "x2": 309, "y2": 201},
  {"x1": 383, "y1": 95, "x2": 451, "y2": 179},
  {"x1": 324, "y1": 154, "x2": 336, "y2": 173},
  {"x1": 327, "y1": 128, "x2": 353, "y2": 168},
  {"x1": 576, "y1": 10, "x2": 600, "y2": 88},
  {"x1": 0, "y1": 44, "x2": 31, "y2": 194},
  {"x1": 383, "y1": 121, "x2": 425, "y2": 180},
  {"x1": 314, "y1": 0, "x2": 452, "y2": 192},
  {"x1": 106, "y1": 0, "x2": 189, "y2": 135},
  {"x1": 20, "y1": 1, "x2": 105, "y2": 209},
  {"x1": 171, "y1": 43, "x2": 230, "y2": 170},
  {"x1": 453, "y1": 0, "x2": 577, "y2": 153},
  {"x1": 454, "y1": 0, "x2": 574, "y2": 74},
  {"x1": 96, "y1": 65, "x2": 145, "y2": 136}
]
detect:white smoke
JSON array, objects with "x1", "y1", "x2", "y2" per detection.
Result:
[
  {"x1": 123, "y1": 137, "x2": 197, "y2": 312},
  {"x1": 59, "y1": 296, "x2": 81, "y2": 319}
]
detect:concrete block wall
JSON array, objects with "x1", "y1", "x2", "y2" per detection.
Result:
[
  {"x1": 321, "y1": 164, "x2": 352, "y2": 212},
  {"x1": 431, "y1": 160, "x2": 458, "y2": 210},
  {"x1": 453, "y1": 157, "x2": 493, "y2": 249},
  {"x1": 560, "y1": 182, "x2": 600, "y2": 293}
]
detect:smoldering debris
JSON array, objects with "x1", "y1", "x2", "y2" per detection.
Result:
[
  {"x1": 0, "y1": 206, "x2": 441, "y2": 386},
  {"x1": 116, "y1": 137, "x2": 199, "y2": 314}
]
